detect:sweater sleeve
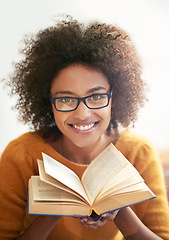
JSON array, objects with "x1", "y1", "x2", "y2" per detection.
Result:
[
  {"x1": 132, "y1": 141, "x2": 169, "y2": 240},
  {"x1": 0, "y1": 140, "x2": 38, "y2": 239}
]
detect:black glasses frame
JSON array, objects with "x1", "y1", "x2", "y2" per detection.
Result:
[{"x1": 50, "y1": 89, "x2": 113, "y2": 112}]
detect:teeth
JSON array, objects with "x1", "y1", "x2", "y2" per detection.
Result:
[{"x1": 73, "y1": 123, "x2": 95, "y2": 130}]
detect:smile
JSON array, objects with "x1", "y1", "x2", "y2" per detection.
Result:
[
  {"x1": 68, "y1": 122, "x2": 98, "y2": 133},
  {"x1": 73, "y1": 123, "x2": 95, "y2": 130}
]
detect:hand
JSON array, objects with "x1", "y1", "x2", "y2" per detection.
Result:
[{"x1": 79, "y1": 211, "x2": 119, "y2": 230}]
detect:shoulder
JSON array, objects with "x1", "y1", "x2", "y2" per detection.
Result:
[
  {"x1": 8, "y1": 131, "x2": 45, "y2": 147},
  {"x1": 4, "y1": 130, "x2": 46, "y2": 148},
  {"x1": 116, "y1": 129, "x2": 166, "y2": 190},
  {"x1": 2, "y1": 132, "x2": 44, "y2": 155},
  {"x1": 116, "y1": 129, "x2": 160, "y2": 169},
  {"x1": 0, "y1": 132, "x2": 47, "y2": 172},
  {"x1": 116, "y1": 128, "x2": 156, "y2": 152}
]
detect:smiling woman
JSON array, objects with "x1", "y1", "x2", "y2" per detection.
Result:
[
  {"x1": 0, "y1": 17, "x2": 169, "y2": 240},
  {"x1": 3, "y1": 18, "x2": 146, "y2": 140}
]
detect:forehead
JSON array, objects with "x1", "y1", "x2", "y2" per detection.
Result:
[{"x1": 51, "y1": 64, "x2": 110, "y2": 94}]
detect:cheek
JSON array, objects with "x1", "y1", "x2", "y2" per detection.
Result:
[
  {"x1": 54, "y1": 113, "x2": 62, "y2": 122},
  {"x1": 103, "y1": 106, "x2": 112, "y2": 120},
  {"x1": 52, "y1": 111, "x2": 71, "y2": 134},
  {"x1": 53, "y1": 110, "x2": 64, "y2": 127},
  {"x1": 105, "y1": 111, "x2": 111, "y2": 127},
  {"x1": 97, "y1": 107, "x2": 111, "y2": 127},
  {"x1": 105, "y1": 107, "x2": 112, "y2": 129}
]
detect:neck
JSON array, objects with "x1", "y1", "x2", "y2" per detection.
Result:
[{"x1": 50, "y1": 131, "x2": 118, "y2": 165}]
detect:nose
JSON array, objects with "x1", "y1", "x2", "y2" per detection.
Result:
[{"x1": 73, "y1": 101, "x2": 92, "y2": 120}]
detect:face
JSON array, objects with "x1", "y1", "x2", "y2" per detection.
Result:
[{"x1": 50, "y1": 64, "x2": 112, "y2": 149}]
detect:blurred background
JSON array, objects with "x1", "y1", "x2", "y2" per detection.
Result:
[{"x1": 0, "y1": 0, "x2": 169, "y2": 159}]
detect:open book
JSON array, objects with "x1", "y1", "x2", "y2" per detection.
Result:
[{"x1": 28, "y1": 144, "x2": 156, "y2": 221}]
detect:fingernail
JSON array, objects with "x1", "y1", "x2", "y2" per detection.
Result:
[{"x1": 82, "y1": 218, "x2": 88, "y2": 223}]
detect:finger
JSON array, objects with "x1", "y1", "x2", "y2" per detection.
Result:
[
  {"x1": 105, "y1": 210, "x2": 119, "y2": 221},
  {"x1": 80, "y1": 218, "x2": 106, "y2": 230},
  {"x1": 80, "y1": 217, "x2": 90, "y2": 224},
  {"x1": 95, "y1": 218, "x2": 107, "y2": 227},
  {"x1": 110, "y1": 210, "x2": 119, "y2": 220},
  {"x1": 80, "y1": 219, "x2": 97, "y2": 230},
  {"x1": 87, "y1": 218, "x2": 107, "y2": 228}
]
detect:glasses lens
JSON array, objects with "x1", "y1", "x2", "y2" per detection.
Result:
[
  {"x1": 86, "y1": 94, "x2": 108, "y2": 109},
  {"x1": 55, "y1": 98, "x2": 78, "y2": 111}
]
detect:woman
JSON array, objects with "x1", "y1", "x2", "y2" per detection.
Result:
[{"x1": 0, "y1": 17, "x2": 169, "y2": 239}]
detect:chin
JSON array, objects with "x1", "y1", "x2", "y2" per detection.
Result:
[{"x1": 70, "y1": 135, "x2": 101, "y2": 149}]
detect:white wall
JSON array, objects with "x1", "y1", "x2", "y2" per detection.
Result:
[{"x1": 0, "y1": 0, "x2": 169, "y2": 152}]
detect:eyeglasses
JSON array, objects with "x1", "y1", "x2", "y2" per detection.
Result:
[{"x1": 50, "y1": 89, "x2": 113, "y2": 112}]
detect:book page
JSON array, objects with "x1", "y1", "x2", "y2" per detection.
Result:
[
  {"x1": 93, "y1": 187, "x2": 155, "y2": 215},
  {"x1": 95, "y1": 162, "x2": 144, "y2": 201},
  {"x1": 28, "y1": 178, "x2": 91, "y2": 216},
  {"x1": 81, "y1": 144, "x2": 128, "y2": 203},
  {"x1": 38, "y1": 160, "x2": 89, "y2": 203},
  {"x1": 97, "y1": 181, "x2": 148, "y2": 202},
  {"x1": 42, "y1": 153, "x2": 89, "y2": 203},
  {"x1": 31, "y1": 176, "x2": 87, "y2": 204},
  {"x1": 107, "y1": 181, "x2": 149, "y2": 196},
  {"x1": 96, "y1": 174, "x2": 144, "y2": 202}
]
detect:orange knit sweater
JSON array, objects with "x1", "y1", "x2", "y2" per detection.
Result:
[{"x1": 0, "y1": 129, "x2": 169, "y2": 239}]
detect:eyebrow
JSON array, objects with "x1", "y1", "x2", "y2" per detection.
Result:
[
  {"x1": 54, "y1": 86, "x2": 107, "y2": 96},
  {"x1": 54, "y1": 90, "x2": 74, "y2": 95},
  {"x1": 86, "y1": 86, "x2": 107, "y2": 94}
]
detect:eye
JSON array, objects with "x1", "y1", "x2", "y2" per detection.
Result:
[
  {"x1": 58, "y1": 98, "x2": 75, "y2": 103},
  {"x1": 57, "y1": 97, "x2": 76, "y2": 104},
  {"x1": 88, "y1": 94, "x2": 105, "y2": 101}
]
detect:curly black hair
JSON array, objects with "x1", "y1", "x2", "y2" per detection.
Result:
[{"x1": 3, "y1": 16, "x2": 147, "y2": 140}]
